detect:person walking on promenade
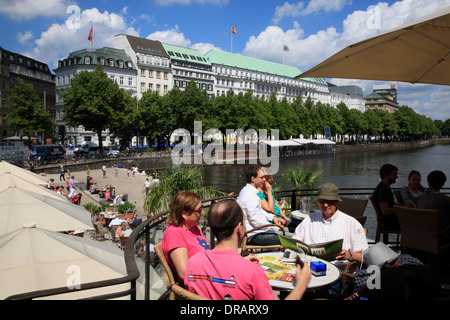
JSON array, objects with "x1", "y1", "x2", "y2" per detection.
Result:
[
  {"x1": 102, "y1": 164, "x2": 107, "y2": 179},
  {"x1": 60, "y1": 165, "x2": 66, "y2": 181}
]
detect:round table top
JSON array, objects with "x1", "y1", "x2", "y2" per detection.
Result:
[{"x1": 251, "y1": 251, "x2": 341, "y2": 291}]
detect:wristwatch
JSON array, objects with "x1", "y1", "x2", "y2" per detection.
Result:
[{"x1": 348, "y1": 251, "x2": 353, "y2": 261}]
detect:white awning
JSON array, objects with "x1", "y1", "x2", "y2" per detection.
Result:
[{"x1": 260, "y1": 140, "x2": 302, "y2": 147}]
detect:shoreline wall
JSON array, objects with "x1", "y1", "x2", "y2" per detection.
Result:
[
  {"x1": 35, "y1": 138, "x2": 448, "y2": 175},
  {"x1": 334, "y1": 138, "x2": 439, "y2": 154}
]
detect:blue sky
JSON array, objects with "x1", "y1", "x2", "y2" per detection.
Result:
[{"x1": 0, "y1": 0, "x2": 449, "y2": 120}]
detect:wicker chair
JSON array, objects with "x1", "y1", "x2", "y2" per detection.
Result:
[
  {"x1": 154, "y1": 242, "x2": 177, "y2": 300},
  {"x1": 171, "y1": 284, "x2": 210, "y2": 300},
  {"x1": 241, "y1": 224, "x2": 285, "y2": 257}
]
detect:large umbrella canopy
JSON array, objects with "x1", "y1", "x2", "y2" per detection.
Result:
[
  {"x1": 0, "y1": 224, "x2": 129, "y2": 299},
  {"x1": 0, "y1": 161, "x2": 47, "y2": 184},
  {"x1": 0, "y1": 186, "x2": 93, "y2": 236},
  {"x1": 297, "y1": 7, "x2": 450, "y2": 86},
  {"x1": 0, "y1": 173, "x2": 67, "y2": 201}
]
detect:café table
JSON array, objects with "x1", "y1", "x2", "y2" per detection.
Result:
[{"x1": 252, "y1": 251, "x2": 341, "y2": 292}]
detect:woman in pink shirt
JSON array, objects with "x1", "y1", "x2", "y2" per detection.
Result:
[{"x1": 162, "y1": 190, "x2": 210, "y2": 281}]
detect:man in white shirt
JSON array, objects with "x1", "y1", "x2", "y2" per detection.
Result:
[
  {"x1": 237, "y1": 166, "x2": 285, "y2": 246},
  {"x1": 293, "y1": 182, "x2": 368, "y2": 263}
]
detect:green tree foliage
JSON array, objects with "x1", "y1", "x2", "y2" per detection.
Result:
[
  {"x1": 143, "y1": 166, "x2": 226, "y2": 214},
  {"x1": 60, "y1": 65, "x2": 443, "y2": 146},
  {"x1": 6, "y1": 78, "x2": 55, "y2": 146},
  {"x1": 60, "y1": 64, "x2": 130, "y2": 153}
]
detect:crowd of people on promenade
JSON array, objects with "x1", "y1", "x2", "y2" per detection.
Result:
[{"x1": 156, "y1": 162, "x2": 449, "y2": 301}]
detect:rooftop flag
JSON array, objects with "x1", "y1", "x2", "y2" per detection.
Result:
[{"x1": 88, "y1": 26, "x2": 93, "y2": 41}]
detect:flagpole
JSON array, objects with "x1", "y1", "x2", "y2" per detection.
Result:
[{"x1": 231, "y1": 25, "x2": 233, "y2": 53}]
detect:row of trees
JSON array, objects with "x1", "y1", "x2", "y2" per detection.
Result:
[{"x1": 7, "y1": 65, "x2": 450, "y2": 150}]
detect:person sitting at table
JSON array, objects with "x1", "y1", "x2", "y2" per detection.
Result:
[
  {"x1": 109, "y1": 217, "x2": 125, "y2": 228},
  {"x1": 236, "y1": 166, "x2": 285, "y2": 247},
  {"x1": 116, "y1": 221, "x2": 128, "y2": 238},
  {"x1": 417, "y1": 170, "x2": 450, "y2": 244},
  {"x1": 293, "y1": 182, "x2": 368, "y2": 263},
  {"x1": 162, "y1": 190, "x2": 210, "y2": 281},
  {"x1": 400, "y1": 170, "x2": 426, "y2": 208},
  {"x1": 257, "y1": 168, "x2": 291, "y2": 227},
  {"x1": 372, "y1": 164, "x2": 401, "y2": 236},
  {"x1": 184, "y1": 199, "x2": 311, "y2": 300}
]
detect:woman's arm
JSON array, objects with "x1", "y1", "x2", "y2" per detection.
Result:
[{"x1": 169, "y1": 247, "x2": 189, "y2": 281}]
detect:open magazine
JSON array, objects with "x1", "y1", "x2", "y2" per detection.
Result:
[
  {"x1": 249, "y1": 254, "x2": 295, "y2": 282},
  {"x1": 278, "y1": 235, "x2": 343, "y2": 261}
]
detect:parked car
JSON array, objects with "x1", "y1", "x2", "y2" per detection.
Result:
[
  {"x1": 74, "y1": 142, "x2": 99, "y2": 157},
  {"x1": 104, "y1": 146, "x2": 120, "y2": 158}
]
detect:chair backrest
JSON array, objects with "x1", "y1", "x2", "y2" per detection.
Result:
[
  {"x1": 394, "y1": 205, "x2": 439, "y2": 254},
  {"x1": 120, "y1": 236, "x2": 128, "y2": 247},
  {"x1": 154, "y1": 242, "x2": 176, "y2": 290},
  {"x1": 369, "y1": 196, "x2": 383, "y2": 222},
  {"x1": 339, "y1": 197, "x2": 368, "y2": 218},
  {"x1": 241, "y1": 223, "x2": 284, "y2": 256}
]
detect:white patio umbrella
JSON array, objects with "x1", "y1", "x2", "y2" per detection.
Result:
[
  {"x1": 0, "y1": 161, "x2": 47, "y2": 184},
  {"x1": 0, "y1": 224, "x2": 130, "y2": 300},
  {"x1": 0, "y1": 173, "x2": 66, "y2": 201},
  {"x1": 297, "y1": 7, "x2": 450, "y2": 85},
  {"x1": 0, "y1": 186, "x2": 93, "y2": 236}
]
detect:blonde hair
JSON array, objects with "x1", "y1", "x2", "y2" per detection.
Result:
[{"x1": 167, "y1": 190, "x2": 201, "y2": 227}]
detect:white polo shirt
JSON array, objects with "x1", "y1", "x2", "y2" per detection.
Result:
[
  {"x1": 236, "y1": 183, "x2": 278, "y2": 240},
  {"x1": 293, "y1": 210, "x2": 368, "y2": 253}
]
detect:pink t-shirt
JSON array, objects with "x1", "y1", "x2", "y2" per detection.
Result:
[
  {"x1": 184, "y1": 250, "x2": 275, "y2": 300},
  {"x1": 162, "y1": 224, "x2": 210, "y2": 272}
]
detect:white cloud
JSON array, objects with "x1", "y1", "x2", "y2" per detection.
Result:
[
  {"x1": 243, "y1": 22, "x2": 340, "y2": 71},
  {"x1": 273, "y1": 0, "x2": 350, "y2": 24},
  {"x1": 0, "y1": 0, "x2": 73, "y2": 21},
  {"x1": 24, "y1": 8, "x2": 139, "y2": 69},
  {"x1": 154, "y1": 0, "x2": 229, "y2": 6},
  {"x1": 191, "y1": 42, "x2": 221, "y2": 55},
  {"x1": 302, "y1": 0, "x2": 350, "y2": 15},
  {"x1": 272, "y1": 2, "x2": 304, "y2": 24},
  {"x1": 146, "y1": 26, "x2": 191, "y2": 47},
  {"x1": 146, "y1": 26, "x2": 219, "y2": 54},
  {"x1": 16, "y1": 30, "x2": 34, "y2": 45}
]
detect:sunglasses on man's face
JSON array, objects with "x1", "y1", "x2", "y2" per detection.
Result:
[{"x1": 318, "y1": 199, "x2": 338, "y2": 206}]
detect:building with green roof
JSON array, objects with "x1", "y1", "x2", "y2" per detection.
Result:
[
  {"x1": 162, "y1": 43, "x2": 214, "y2": 98},
  {"x1": 203, "y1": 49, "x2": 362, "y2": 109}
]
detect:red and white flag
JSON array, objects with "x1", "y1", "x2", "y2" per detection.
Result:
[
  {"x1": 231, "y1": 25, "x2": 237, "y2": 34},
  {"x1": 88, "y1": 26, "x2": 93, "y2": 41}
]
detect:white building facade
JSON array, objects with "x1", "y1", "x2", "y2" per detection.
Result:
[
  {"x1": 54, "y1": 47, "x2": 136, "y2": 145},
  {"x1": 114, "y1": 34, "x2": 172, "y2": 99}
]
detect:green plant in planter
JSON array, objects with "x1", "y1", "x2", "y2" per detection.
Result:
[{"x1": 117, "y1": 201, "x2": 136, "y2": 214}]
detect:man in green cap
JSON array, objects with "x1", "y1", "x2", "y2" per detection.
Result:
[{"x1": 293, "y1": 182, "x2": 368, "y2": 263}]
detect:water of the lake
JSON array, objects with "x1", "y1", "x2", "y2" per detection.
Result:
[{"x1": 200, "y1": 143, "x2": 450, "y2": 240}]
